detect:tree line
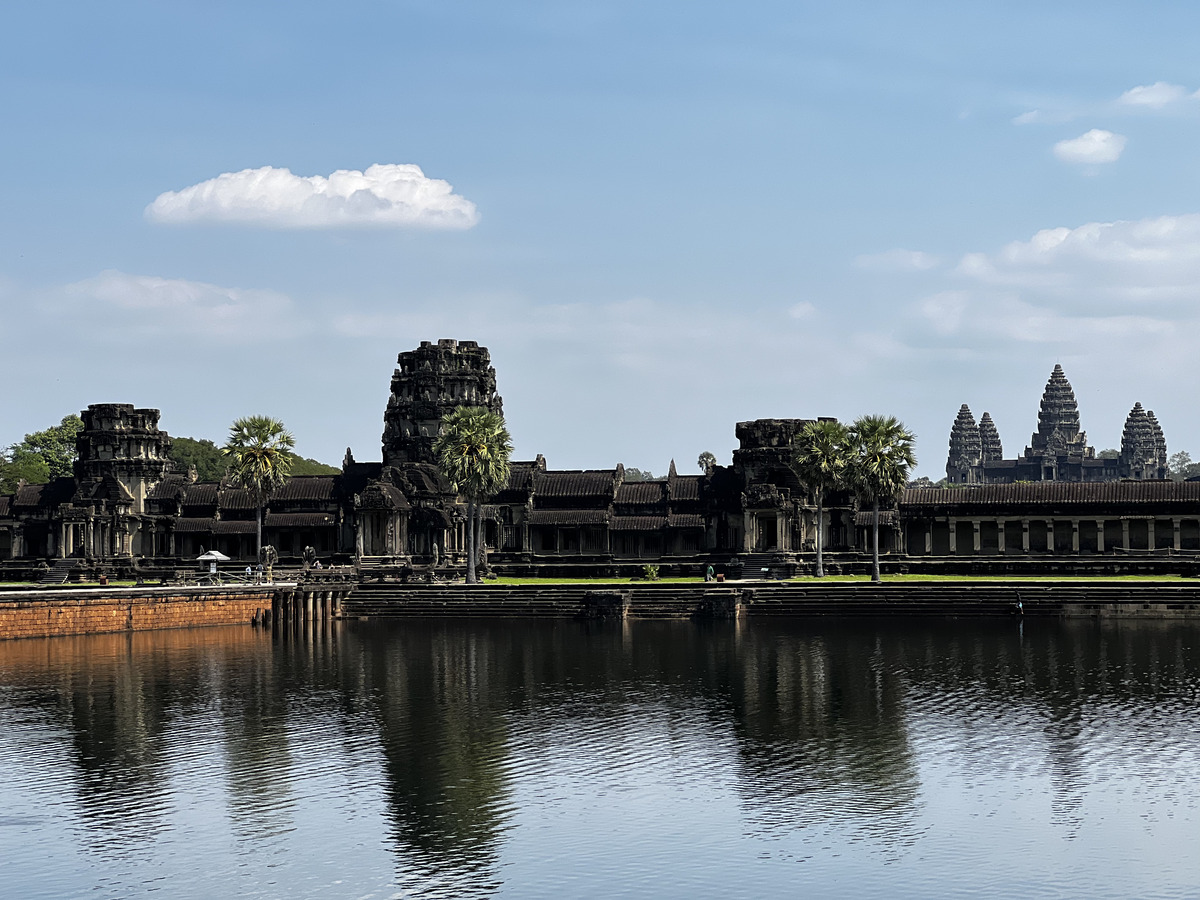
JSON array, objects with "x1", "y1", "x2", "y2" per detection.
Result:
[{"x1": 0, "y1": 414, "x2": 337, "y2": 494}]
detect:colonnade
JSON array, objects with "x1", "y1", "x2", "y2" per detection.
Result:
[{"x1": 908, "y1": 515, "x2": 1200, "y2": 556}]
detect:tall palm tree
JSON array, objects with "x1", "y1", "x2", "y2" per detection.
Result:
[
  {"x1": 221, "y1": 416, "x2": 295, "y2": 560},
  {"x1": 433, "y1": 406, "x2": 513, "y2": 584},
  {"x1": 848, "y1": 415, "x2": 916, "y2": 583},
  {"x1": 791, "y1": 419, "x2": 851, "y2": 578}
]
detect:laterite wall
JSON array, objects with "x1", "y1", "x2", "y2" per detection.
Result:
[{"x1": 0, "y1": 586, "x2": 279, "y2": 641}]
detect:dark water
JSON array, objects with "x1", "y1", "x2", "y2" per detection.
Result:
[{"x1": 2, "y1": 617, "x2": 1199, "y2": 899}]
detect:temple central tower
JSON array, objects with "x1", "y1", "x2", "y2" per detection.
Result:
[{"x1": 381, "y1": 339, "x2": 504, "y2": 466}]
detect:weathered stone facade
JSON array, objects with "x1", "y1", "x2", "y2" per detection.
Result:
[{"x1": 2, "y1": 343, "x2": 1196, "y2": 577}]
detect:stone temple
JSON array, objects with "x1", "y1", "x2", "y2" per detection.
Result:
[
  {"x1": 946, "y1": 364, "x2": 1169, "y2": 484},
  {"x1": 2, "y1": 341, "x2": 1200, "y2": 579}
]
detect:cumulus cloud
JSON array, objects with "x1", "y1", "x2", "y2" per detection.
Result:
[
  {"x1": 1053, "y1": 129, "x2": 1126, "y2": 165},
  {"x1": 145, "y1": 164, "x2": 479, "y2": 229},
  {"x1": 952, "y1": 214, "x2": 1200, "y2": 307},
  {"x1": 61, "y1": 270, "x2": 302, "y2": 341},
  {"x1": 855, "y1": 249, "x2": 942, "y2": 271},
  {"x1": 1117, "y1": 82, "x2": 1189, "y2": 109}
]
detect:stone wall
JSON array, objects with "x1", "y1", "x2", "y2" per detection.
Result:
[{"x1": 0, "y1": 585, "x2": 278, "y2": 641}]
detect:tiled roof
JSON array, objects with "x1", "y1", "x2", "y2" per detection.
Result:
[
  {"x1": 669, "y1": 476, "x2": 702, "y2": 501},
  {"x1": 616, "y1": 482, "x2": 665, "y2": 504},
  {"x1": 0, "y1": 496, "x2": 10, "y2": 517},
  {"x1": 173, "y1": 518, "x2": 216, "y2": 533},
  {"x1": 212, "y1": 519, "x2": 257, "y2": 534},
  {"x1": 855, "y1": 510, "x2": 898, "y2": 525},
  {"x1": 218, "y1": 488, "x2": 257, "y2": 510},
  {"x1": 534, "y1": 471, "x2": 616, "y2": 499},
  {"x1": 903, "y1": 481, "x2": 1200, "y2": 509},
  {"x1": 527, "y1": 508, "x2": 609, "y2": 526},
  {"x1": 667, "y1": 513, "x2": 705, "y2": 529},
  {"x1": 183, "y1": 483, "x2": 220, "y2": 505},
  {"x1": 504, "y1": 464, "x2": 536, "y2": 492},
  {"x1": 147, "y1": 475, "x2": 189, "y2": 500},
  {"x1": 13, "y1": 479, "x2": 74, "y2": 509},
  {"x1": 273, "y1": 477, "x2": 337, "y2": 501},
  {"x1": 265, "y1": 512, "x2": 336, "y2": 528},
  {"x1": 611, "y1": 515, "x2": 667, "y2": 531}
]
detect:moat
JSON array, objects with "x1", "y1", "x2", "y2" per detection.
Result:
[{"x1": 2, "y1": 618, "x2": 1199, "y2": 898}]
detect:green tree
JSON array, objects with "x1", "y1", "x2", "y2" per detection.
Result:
[
  {"x1": 848, "y1": 415, "x2": 916, "y2": 584},
  {"x1": 697, "y1": 451, "x2": 717, "y2": 474},
  {"x1": 791, "y1": 419, "x2": 851, "y2": 578},
  {"x1": 1168, "y1": 451, "x2": 1200, "y2": 481},
  {"x1": 221, "y1": 416, "x2": 296, "y2": 558},
  {"x1": 286, "y1": 454, "x2": 340, "y2": 476},
  {"x1": 433, "y1": 407, "x2": 513, "y2": 584},
  {"x1": 0, "y1": 415, "x2": 84, "y2": 492},
  {"x1": 170, "y1": 436, "x2": 227, "y2": 482}
]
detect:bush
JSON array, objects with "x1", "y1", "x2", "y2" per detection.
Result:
[{"x1": 642, "y1": 564, "x2": 660, "y2": 581}]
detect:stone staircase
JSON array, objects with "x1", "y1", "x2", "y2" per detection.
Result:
[{"x1": 38, "y1": 559, "x2": 78, "y2": 585}]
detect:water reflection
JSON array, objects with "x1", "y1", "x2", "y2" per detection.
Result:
[{"x1": 1, "y1": 616, "x2": 1199, "y2": 898}]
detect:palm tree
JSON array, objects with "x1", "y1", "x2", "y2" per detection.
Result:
[
  {"x1": 432, "y1": 407, "x2": 513, "y2": 584},
  {"x1": 791, "y1": 419, "x2": 851, "y2": 578},
  {"x1": 848, "y1": 415, "x2": 916, "y2": 584},
  {"x1": 221, "y1": 416, "x2": 295, "y2": 560}
]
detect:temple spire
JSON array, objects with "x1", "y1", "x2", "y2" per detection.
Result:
[{"x1": 978, "y1": 412, "x2": 1003, "y2": 462}]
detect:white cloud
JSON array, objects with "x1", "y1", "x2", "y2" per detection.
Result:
[
  {"x1": 145, "y1": 164, "x2": 479, "y2": 229},
  {"x1": 61, "y1": 270, "x2": 302, "y2": 341},
  {"x1": 854, "y1": 249, "x2": 942, "y2": 271},
  {"x1": 1117, "y1": 82, "x2": 1189, "y2": 109},
  {"x1": 1053, "y1": 129, "x2": 1126, "y2": 165},
  {"x1": 1012, "y1": 110, "x2": 1042, "y2": 125},
  {"x1": 788, "y1": 301, "x2": 817, "y2": 319},
  {"x1": 951, "y1": 214, "x2": 1200, "y2": 307}
]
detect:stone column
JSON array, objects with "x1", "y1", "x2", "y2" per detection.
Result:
[
  {"x1": 1021, "y1": 519, "x2": 1030, "y2": 553},
  {"x1": 1071, "y1": 519, "x2": 1080, "y2": 553},
  {"x1": 1122, "y1": 519, "x2": 1130, "y2": 550},
  {"x1": 1046, "y1": 520, "x2": 1055, "y2": 554},
  {"x1": 997, "y1": 520, "x2": 1006, "y2": 554},
  {"x1": 972, "y1": 520, "x2": 981, "y2": 553},
  {"x1": 1148, "y1": 520, "x2": 1156, "y2": 552},
  {"x1": 948, "y1": 517, "x2": 957, "y2": 554},
  {"x1": 925, "y1": 521, "x2": 933, "y2": 555},
  {"x1": 1174, "y1": 518, "x2": 1182, "y2": 551},
  {"x1": 1096, "y1": 520, "x2": 1105, "y2": 553}
]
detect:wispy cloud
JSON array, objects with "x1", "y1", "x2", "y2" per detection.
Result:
[
  {"x1": 146, "y1": 164, "x2": 479, "y2": 230},
  {"x1": 1053, "y1": 129, "x2": 1126, "y2": 165},
  {"x1": 854, "y1": 249, "x2": 942, "y2": 271},
  {"x1": 1117, "y1": 81, "x2": 1190, "y2": 109},
  {"x1": 59, "y1": 270, "x2": 303, "y2": 341}
]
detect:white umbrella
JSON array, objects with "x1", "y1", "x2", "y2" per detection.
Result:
[{"x1": 196, "y1": 550, "x2": 232, "y2": 562}]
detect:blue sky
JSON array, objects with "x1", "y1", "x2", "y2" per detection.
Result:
[{"x1": 4, "y1": 1, "x2": 1200, "y2": 477}]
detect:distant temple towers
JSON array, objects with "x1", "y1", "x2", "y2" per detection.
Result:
[
  {"x1": 381, "y1": 339, "x2": 504, "y2": 466},
  {"x1": 946, "y1": 364, "x2": 1167, "y2": 484}
]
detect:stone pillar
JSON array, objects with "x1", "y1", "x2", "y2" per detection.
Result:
[
  {"x1": 1071, "y1": 520, "x2": 1080, "y2": 553},
  {"x1": 1174, "y1": 518, "x2": 1182, "y2": 551},
  {"x1": 925, "y1": 521, "x2": 932, "y2": 555},
  {"x1": 948, "y1": 518, "x2": 957, "y2": 554},
  {"x1": 997, "y1": 520, "x2": 1006, "y2": 554},
  {"x1": 1122, "y1": 519, "x2": 1130, "y2": 550},
  {"x1": 972, "y1": 520, "x2": 981, "y2": 553},
  {"x1": 1046, "y1": 520, "x2": 1054, "y2": 554},
  {"x1": 1021, "y1": 519, "x2": 1030, "y2": 553},
  {"x1": 1096, "y1": 520, "x2": 1105, "y2": 553},
  {"x1": 1148, "y1": 520, "x2": 1156, "y2": 552}
]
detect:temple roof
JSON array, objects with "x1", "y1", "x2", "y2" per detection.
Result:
[
  {"x1": 616, "y1": 482, "x2": 666, "y2": 504},
  {"x1": 533, "y1": 470, "x2": 617, "y2": 499},
  {"x1": 264, "y1": 512, "x2": 337, "y2": 527},
  {"x1": 668, "y1": 475, "x2": 702, "y2": 501},
  {"x1": 1030, "y1": 364, "x2": 1086, "y2": 453},
  {"x1": 527, "y1": 508, "x2": 609, "y2": 525},
  {"x1": 273, "y1": 477, "x2": 338, "y2": 501},
  {"x1": 0, "y1": 496, "x2": 9, "y2": 517},
  {"x1": 611, "y1": 515, "x2": 667, "y2": 531},
  {"x1": 903, "y1": 481, "x2": 1200, "y2": 510}
]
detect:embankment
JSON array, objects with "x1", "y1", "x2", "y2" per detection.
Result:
[
  {"x1": 340, "y1": 580, "x2": 1200, "y2": 620},
  {"x1": 0, "y1": 585, "x2": 280, "y2": 640}
]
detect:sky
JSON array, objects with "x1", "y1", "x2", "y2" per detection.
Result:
[{"x1": 4, "y1": 1, "x2": 1200, "y2": 478}]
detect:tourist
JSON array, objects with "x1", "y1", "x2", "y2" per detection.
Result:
[{"x1": 705, "y1": 564, "x2": 714, "y2": 582}]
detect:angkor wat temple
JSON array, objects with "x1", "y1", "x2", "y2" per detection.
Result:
[
  {"x1": 946, "y1": 364, "x2": 1169, "y2": 484},
  {"x1": 2, "y1": 341, "x2": 1199, "y2": 578}
]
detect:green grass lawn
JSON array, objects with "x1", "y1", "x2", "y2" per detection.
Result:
[{"x1": 487, "y1": 572, "x2": 1194, "y2": 586}]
